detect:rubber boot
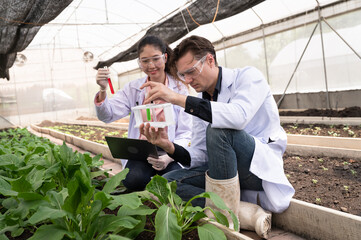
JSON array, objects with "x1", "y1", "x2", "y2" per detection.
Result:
[
  {"x1": 205, "y1": 171, "x2": 241, "y2": 230},
  {"x1": 238, "y1": 200, "x2": 272, "y2": 239},
  {"x1": 205, "y1": 171, "x2": 272, "y2": 239}
]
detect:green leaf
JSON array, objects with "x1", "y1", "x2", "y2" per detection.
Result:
[
  {"x1": 213, "y1": 211, "x2": 229, "y2": 227},
  {"x1": 11, "y1": 227, "x2": 24, "y2": 238},
  {"x1": 201, "y1": 192, "x2": 239, "y2": 231},
  {"x1": 11, "y1": 176, "x2": 32, "y2": 192},
  {"x1": 103, "y1": 169, "x2": 129, "y2": 194},
  {"x1": 0, "y1": 233, "x2": 9, "y2": 240},
  {"x1": 17, "y1": 192, "x2": 44, "y2": 201},
  {"x1": 29, "y1": 225, "x2": 73, "y2": 240},
  {"x1": 47, "y1": 189, "x2": 68, "y2": 208},
  {"x1": 0, "y1": 154, "x2": 22, "y2": 170},
  {"x1": 28, "y1": 206, "x2": 67, "y2": 225},
  {"x1": 0, "y1": 177, "x2": 17, "y2": 196},
  {"x1": 108, "y1": 235, "x2": 132, "y2": 240},
  {"x1": 117, "y1": 205, "x2": 156, "y2": 217},
  {"x1": 63, "y1": 178, "x2": 81, "y2": 215},
  {"x1": 146, "y1": 175, "x2": 170, "y2": 204},
  {"x1": 109, "y1": 193, "x2": 142, "y2": 210},
  {"x1": 43, "y1": 162, "x2": 61, "y2": 179},
  {"x1": 93, "y1": 215, "x2": 140, "y2": 233},
  {"x1": 154, "y1": 205, "x2": 181, "y2": 240},
  {"x1": 197, "y1": 224, "x2": 226, "y2": 240},
  {"x1": 2, "y1": 198, "x2": 18, "y2": 210},
  {"x1": 90, "y1": 170, "x2": 107, "y2": 179},
  {"x1": 26, "y1": 168, "x2": 45, "y2": 191}
]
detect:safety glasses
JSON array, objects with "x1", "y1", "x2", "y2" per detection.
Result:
[
  {"x1": 177, "y1": 55, "x2": 207, "y2": 81},
  {"x1": 138, "y1": 54, "x2": 165, "y2": 69}
]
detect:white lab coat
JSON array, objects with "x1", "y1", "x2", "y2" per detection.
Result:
[
  {"x1": 95, "y1": 74, "x2": 192, "y2": 166},
  {"x1": 186, "y1": 66, "x2": 295, "y2": 213}
]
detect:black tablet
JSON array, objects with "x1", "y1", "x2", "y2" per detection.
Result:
[{"x1": 105, "y1": 136, "x2": 159, "y2": 161}]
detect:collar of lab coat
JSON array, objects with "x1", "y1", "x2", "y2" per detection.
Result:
[{"x1": 216, "y1": 67, "x2": 233, "y2": 103}]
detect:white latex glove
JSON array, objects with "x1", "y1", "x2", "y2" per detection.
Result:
[
  {"x1": 96, "y1": 68, "x2": 109, "y2": 90},
  {"x1": 147, "y1": 154, "x2": 174, "y2": 171}
]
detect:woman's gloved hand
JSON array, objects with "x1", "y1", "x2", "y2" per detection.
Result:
[
  {"x1": 96, "y1": 68, "x2": 109, "y2": 90},
  {"x1": 147, "y1": 154, "x2": 174, "y2": 171}
]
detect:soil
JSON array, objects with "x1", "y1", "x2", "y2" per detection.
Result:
[
  {"x1": 36, "y1": 121, "x2": 361, "y2": 217},
  {"x1": 279, "y1": 106, "x2": 361, "y2": 117},
  {"x1": 282, "y1": 123, "x2": 361, "y2": 138},
  {"x1": 38, "y1": 120, "x2": 127, "y2": 145}
]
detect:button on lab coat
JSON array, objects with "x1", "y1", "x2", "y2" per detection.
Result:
[
  {"x1": 186, "y1": 66, "x2": 295, "y2": 213},
  {"x1": 95, "y1": 74, "x2": 192, "y2": 166}
]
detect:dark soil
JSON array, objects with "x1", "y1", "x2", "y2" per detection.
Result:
[
  {"x1": 279, "y1": 106, "x2": 361, "y2": 117},
  {"x1": 284, "y1": 153, "x2": 360, "y2": 216},
  {"x1": 37, "y1": 121, "x2": 361, "y2": 217}
]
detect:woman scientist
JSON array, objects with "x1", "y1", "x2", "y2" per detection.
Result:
[{"x1": 94, "y1": 35, "x2": 192, "y2": 191}]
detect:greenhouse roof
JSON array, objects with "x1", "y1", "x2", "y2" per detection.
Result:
[{"x1": 0, "y1": 0, "x2": 341, "y2": 80}]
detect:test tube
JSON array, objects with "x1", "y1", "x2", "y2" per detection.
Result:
[
  {"x1": 146, "y1": 108, "x2": 151, "y2": 121},
  {"x1": 104, "y1": 66, "x2": 114, "y2": 94}
]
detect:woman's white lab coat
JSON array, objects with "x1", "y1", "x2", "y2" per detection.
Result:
[
  {"x1": 95, "y1": 74, "x2": 192, "y2": 165},
  {"x1": 186, "y1": 66, "x2": 295, "y2": 213}
]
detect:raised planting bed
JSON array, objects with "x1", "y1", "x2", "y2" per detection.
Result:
[
  {"x1": 282, "y1": 123, "x2": 361, "y2": 138},
  {"x1": 282, "y1": 123, "x2": 361, "y2": 160}
]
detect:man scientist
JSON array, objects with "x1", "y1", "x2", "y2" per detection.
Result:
[{"x1": 139, "y1": 35, "x2": 295, "y2": 239}]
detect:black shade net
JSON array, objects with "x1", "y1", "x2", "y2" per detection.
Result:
[
  {"x1": 94, "y1": 0, "x2": 264, "y2": 69},
  {"x1": 0, "y1": 0, "x2": 73, "y2": 80}
]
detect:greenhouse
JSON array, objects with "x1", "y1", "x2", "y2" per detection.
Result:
[{"x1": 1, "y1": 0, "x2": 360, "y2": 239}]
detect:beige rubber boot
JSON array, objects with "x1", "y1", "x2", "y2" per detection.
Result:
[
  {"x1": 204, "y1": 171, "x2": 272, "y2": 239},
  {"x1": 205, "y1": 171, "x2": 241, "y2": 230},
  {"x1": 238, "y1": 201, "x2": 272, "y2": 239}
]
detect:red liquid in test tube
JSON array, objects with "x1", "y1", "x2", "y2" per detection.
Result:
[
  {"x1": 108, "y1": 77, "x2": 114, "y2": 94},
  {"x1": 104, "y1": 66, "x2": 114, "y2": 94}
]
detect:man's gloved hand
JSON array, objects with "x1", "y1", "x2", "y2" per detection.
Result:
[
  {"x1": 147, "y1": 154, "x2": 174, "y2": 171},
  {"x1": 96, "y1": 68, "x2": 109, "y2": 90}
]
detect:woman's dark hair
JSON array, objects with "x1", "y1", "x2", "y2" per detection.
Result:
[
  {"x1": 137, "y1": 35, "x2": 178, "y2": 78},
  {"x1": 173, "y1": 35, "x2": 217, "y2": 65}
]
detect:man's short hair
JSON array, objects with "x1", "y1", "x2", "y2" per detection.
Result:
[{"x1": 173, "y1": 35, "x2": 218, "y2": 65}]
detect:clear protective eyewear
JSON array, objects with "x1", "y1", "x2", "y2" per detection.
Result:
[
  {"x1": 138, "y1": 54, "x2": 165, "y2": 69},
  {"x1": 177, "y1": 55, "x2": 208, "y2": 81}
]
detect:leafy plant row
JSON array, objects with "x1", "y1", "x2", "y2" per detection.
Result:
[{"x1": 0, "y1": 128, "x2": 235, "y2": 240}]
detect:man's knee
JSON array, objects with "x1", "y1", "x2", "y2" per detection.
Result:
[{"x1": 123, "y1": 171, "x2": 151, "y2": 191}]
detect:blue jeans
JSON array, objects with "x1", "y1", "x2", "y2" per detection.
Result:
[
  {"x1": 123, "y1": 160, "x2": 181, "y2": 191},
  {"x1": 163, "y1": 125, "x2": 263, "y2": 207}
]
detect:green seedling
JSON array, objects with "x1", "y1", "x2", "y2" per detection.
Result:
[
  {"x1": 318, "y1": 158, "x2": 323, "y2": 163},
  {"x1": 312, "y1": 179, "x2": 318, "y2": 184},
  {"x1": 351, "y1": 169, "x2": 357, "y2": 175},
  {"x1": 322, "y1": 166, "x2": 328, "y2": 171},
  {"x1": 286, "y1": 174, "x2": 291, "y2": 178},
  {"x1": 343, "y1": 185, "x2": 349, "y2": 191},
  {"x1": 143, "y1": 175, "x2": 233, "y2": 239},
  {"x1": 298, "y1": 164, "x2": 302, "y2": 167},
  {"x1": 343, "y1": 161, "x2": 349, "y2": 165},
  {"x1": 315, "y1": 198, "x2": 321, "y2": 204},
  {"x1": 348, "y1": 130, "x2": 355, "y2": 136}
]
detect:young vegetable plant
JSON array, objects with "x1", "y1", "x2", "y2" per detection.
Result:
[
  {"x1": 141, "y1": 175, "x2": 238, "y2": 240},
  {"x1": 27, "y1": 168, "x2": 152, "y2": 240}
]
